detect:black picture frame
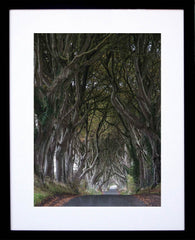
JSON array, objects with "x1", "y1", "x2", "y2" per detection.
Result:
[{"x1": 5, "y1": 0, "x2": 194, "y2": 238}]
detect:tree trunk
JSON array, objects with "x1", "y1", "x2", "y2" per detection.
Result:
[
  {"x1": 55, "y1": 149, "x2": 62, "y2": 182},
  {"x1": 138, "y1": 156, "x2": 144, "y2": 188}
]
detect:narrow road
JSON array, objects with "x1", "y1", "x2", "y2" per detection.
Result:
[
  {"x1": 63, "y1": 189, "x2": 146, "y2": 206},
  {"x1": 102, "y1": 189, "x2": 119, "y2": 195}
]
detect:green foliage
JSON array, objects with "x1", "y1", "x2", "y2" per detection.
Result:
[
  {"x1": 78, "y1": 179, "x2": 88, "y2": 194},
  {"x1": 34, "y1": 87, "x2": 54, "y2": 129},
  {"x1": 34, "y1": 126, "x2": 38, "y2": 141},
  {"x1": 144, "y1": 136, "x2": 152, "y2": 157},
  {"x1": 39, "y1": 96, "x2": 51, "y2": 126},
  {"x1": 136, "y1": 183, "x2": 161, "y2": 195},
  {"x1": 131, "y1": 161, "x2": 140, "y2": 186},
  {"x1": 34, "y1": 191, "x2": 50, "y2": 206},
  {"x1": 123, "y1": 165, "x2": 130, "y2": 175},
  {"x1": 86, "y1": 188, "x2": 102, "y2": 195},
  {"x1": 126, "y1": 174, "x2": 136, "y2": 194},
  {"x1": 127, "y1": 140, "x2": 140, "y2": 186},
  {"x1": 44, "y1": 181, "x2": 75, "y2": 195},
  {"x1": 34, "y1": 174, "x2": 78, "y2": 206}
]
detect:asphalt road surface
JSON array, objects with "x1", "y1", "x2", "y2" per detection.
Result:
[
  {"x1": 63, "y1": 189, "x2": 146, "y2": 206},
  {"x1": 102, "y1": 189, "x2": 119, "y2": 195}
]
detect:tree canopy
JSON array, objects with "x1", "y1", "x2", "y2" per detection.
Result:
[{"x1": 34, "y1": 33, "x2": 161, "y2": 192}]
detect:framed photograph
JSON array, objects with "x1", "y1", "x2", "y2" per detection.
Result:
[{"x1": 10, "y1": 8, "x2": 185, "y2": 231}]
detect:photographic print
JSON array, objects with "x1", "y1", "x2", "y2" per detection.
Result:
[
  {"x1": 10, "y1": 9, "x2": 184, "y2": 230},
  {"x1": 34, "y1": 33, "x2": 161, "y2": 207}
]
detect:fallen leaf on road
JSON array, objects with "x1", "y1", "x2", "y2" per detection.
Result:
[
  {"x1": 134, "y1": 193, "x2": 161, "y2": 206},
  {"x1": 39, "y1": 194, "x2": 79, "y2": 206}
]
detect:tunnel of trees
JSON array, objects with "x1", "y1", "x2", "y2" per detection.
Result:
[{"x1": 34, "y1": 33, "x2": 160, "y2": 193}]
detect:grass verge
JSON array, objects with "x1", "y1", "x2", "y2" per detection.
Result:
[
  {"x1": 136, "y1": 183, "x2": 161, "y2": 195},
  {"x1": 34, "y1": 175, "x2": 78, "y2": 206},
  {"x1": 119, "y1": 183, "x2": 161, "y2": 195}
]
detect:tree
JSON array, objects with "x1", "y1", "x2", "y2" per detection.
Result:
[
  {"x1": 34, "y1": 33, "x2": 161, "y2": 191},
  {"x1": 100, "y1": 34, "x2": 161, "y2": 188}
]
